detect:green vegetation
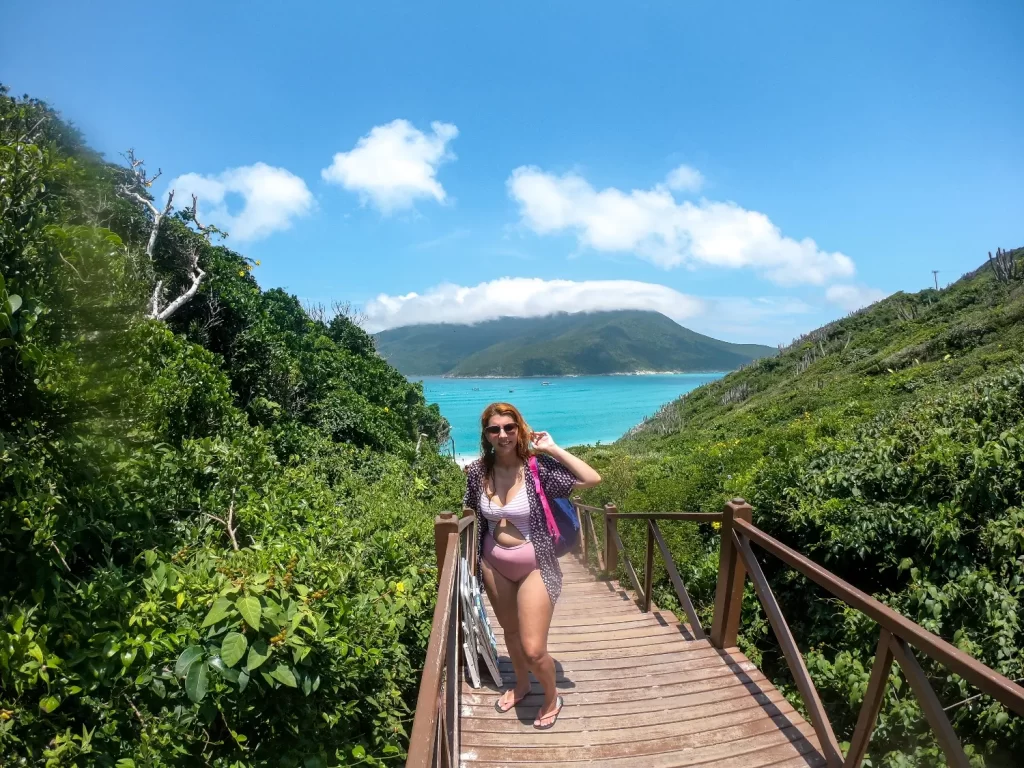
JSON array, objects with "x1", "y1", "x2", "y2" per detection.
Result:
[
  {"x1": 0, "y1": 86, "x2": 464, "y2": 766},
  {"x1": 374, "y1": 310, "x2": 776, "y2": 376},
  {"x1": 578, "y1": 252, "x2": 1024, "y2": 766}
]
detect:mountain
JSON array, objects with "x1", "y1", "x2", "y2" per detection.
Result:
[{"x1": 373, "y1": 310, "x2": 777, "y2": 376}]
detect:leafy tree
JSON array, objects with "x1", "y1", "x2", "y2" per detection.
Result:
[{"x1": 0, "y1": 84, "x2": 463, "y2": 766}]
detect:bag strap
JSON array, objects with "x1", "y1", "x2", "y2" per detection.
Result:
[{"x1": 528, "y1": 456, "x2": 560, "y2": 541}]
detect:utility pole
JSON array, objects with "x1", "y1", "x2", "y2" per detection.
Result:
[{"x1": 932, "y1": 270, "x2": 940, "y2": 290}]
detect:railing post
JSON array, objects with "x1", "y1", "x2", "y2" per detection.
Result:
[
  {"x1": 710, "y1": 498, "x2": 752, "y2": 648},
  {"x1": 434, "y1": 512, "x2": 458, "y2": 583},
  {"x1": 603, "y1": 503, "x2": 618, "y2": 577},
  {"x1": 574, "y1": 498, "x2": 587, "y2": 562},
  {"x1": 643, "y1": 520, "x2": 655, "y2": 613}
]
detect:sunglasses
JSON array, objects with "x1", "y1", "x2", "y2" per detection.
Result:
[{"x1": 484, "y1": 423, "x2": 519, "y2": 436}]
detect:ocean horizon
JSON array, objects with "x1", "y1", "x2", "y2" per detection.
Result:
[{"x1": 414, "y1": 373, "x2": 725, "y2": 463}]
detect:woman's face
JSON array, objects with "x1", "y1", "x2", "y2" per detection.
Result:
[{"x1": 485, "y1": 414, "x2": 520, "y2": 456}]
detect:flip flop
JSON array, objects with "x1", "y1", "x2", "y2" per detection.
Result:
[
  {"x1": 533, "y1": 696, "x2": 564, "y2": 729},
  {"x1": 494, "y1": 688, "x2": 529, "y2": 713}
]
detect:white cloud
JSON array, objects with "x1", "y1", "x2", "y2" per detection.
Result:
[
  {"x1": 507, "y1": 166, "x2": 855, "y2": 285},
  {"x1": 364, "y1": 277, "x2": 707, "y2": 332},
  {"x1": 321, "y1": 119, "x2": 458, "y2": 213},
  {"x1": 169, "y1": 163, "x2": 313, "y2": 241},
  {"x1": 665, "y1": 164, "x2": 704, "y2": 193},
  {"x1": 826, "y1": 284, "x2": 888, "y2": 312}
]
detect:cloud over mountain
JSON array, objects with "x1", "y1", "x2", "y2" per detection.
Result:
[{"x1": 364, "y1": 277, "x2": 706, "y2": 332}]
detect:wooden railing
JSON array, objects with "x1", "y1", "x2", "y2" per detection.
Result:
[
  {"x1": 578, "y1": 498, "x2": 1024, "y2": 768},
  {"x1": 406, "y1": 512, "x2": 477, "y2": 768},
  {"x1": 408, "y1": 498, "x2": 1024, "y2": 766},
  {"x1": 576, "y1": 500, "x2": 718, "y2": 639}
]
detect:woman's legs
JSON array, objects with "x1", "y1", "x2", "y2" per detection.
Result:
[
  {"x1": 516, "y1": 569, "x2": 558, "y2": 724},
  {"x1": 480, "y1": 559, "x2": 531, "y2": 708}
]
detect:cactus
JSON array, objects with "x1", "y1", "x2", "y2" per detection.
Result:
[{"x1": 988, "y1": 247, "x2": 1021, "y2": 283}]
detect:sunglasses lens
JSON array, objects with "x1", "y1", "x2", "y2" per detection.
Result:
[{"x1": 486, "y1": 424, "x2": 518, "y2": 435}]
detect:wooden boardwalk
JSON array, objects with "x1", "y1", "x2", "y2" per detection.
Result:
[
  {"x1": 460, "y1": 556, "x2": 825, "y2": 767},
  {"x1": 409, "y1": 504, "x2": 1024, "y2": 767}
]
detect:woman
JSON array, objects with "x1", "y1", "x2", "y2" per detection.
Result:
[{"x1": 462, "y1": 402, "x2": 601, "y2": 729}]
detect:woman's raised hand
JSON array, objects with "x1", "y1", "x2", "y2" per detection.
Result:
[{"x1": 531, "y1": 431, "x2": 558, "y2": 454}]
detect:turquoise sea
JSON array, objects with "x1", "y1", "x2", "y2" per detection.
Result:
[{"x1": 415, "y1": 374, "x2": 725, "y2": 462}]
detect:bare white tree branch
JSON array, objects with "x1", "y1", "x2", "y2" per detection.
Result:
[
  {"x1": 202, "y1": 497, "x2": 239, "y2": 551},
  {"x1": 149, "y1": 279, "x2": 164, "y2": 318},
  {"x1": 156, "y1": 270, "x2": 206, "y2": 321},
  {"x1": 119, "y1": 149, "x2": 210, "y2": 322}
]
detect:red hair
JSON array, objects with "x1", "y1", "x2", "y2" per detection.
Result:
[{"x1": 479, "y1": 402, "x2": 532, "y2": 473}]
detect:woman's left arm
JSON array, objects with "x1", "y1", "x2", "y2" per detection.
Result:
[{"x1": 532, "y1": 431, "x2": 601, "y2": 488}]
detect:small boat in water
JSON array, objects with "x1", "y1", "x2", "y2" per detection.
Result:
[
  {"x1": 472, "y1": 387, "x2": 479, "y2": 391},
  {"x1": 542, "y1": 381, "x2": 550, "y2": 386},
  {"x1": 509, "y1": 389, "x2": 515, "y2": 393}
]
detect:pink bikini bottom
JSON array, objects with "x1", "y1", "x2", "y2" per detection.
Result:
[{"x1": 483, "y1": 533, "x2": 539, "y2": 583}]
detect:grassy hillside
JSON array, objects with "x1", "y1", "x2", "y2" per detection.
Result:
[
  {"x1": 375, "y1": 310, "x2": 776, "y2": 376},
  {"x1": 0, "y1": 86, "x2": 463, "y2": 765},
  {"x1": 578, "y1": 251, "x2": 1024, "y2": 766}
]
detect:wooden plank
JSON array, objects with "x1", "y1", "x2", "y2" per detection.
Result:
[
  {"x1": 889, "y1": 636, "x2": 970, "y2": 768},
  {"x1": 464, "y1": 734, "x2": 827, "y2": 768},
  {"x1": 844, "y1": 629, "x2": 894, "y2": 768},
  {"x1": 461, "y1": 681, "x2": 785, "y2": 726},
  {"x1": 543, "y1": 612, "x2": 679, "y2": 629},
  {"x1": 651, "y1": 520, "x2": 706, "y2": 639},
  {"x1": 462, "y1": 695, "x2": 807, "y2": 746},
  {"x1": 461, "y1": 684, "x2": 791, "y2": 729},
  {"x1": 464, "y1": 658, "x2": 762, "y2": 697},
  {"x1": 496, "y1": 645, "x2": 726, "y2": 673},
  {"x1": 493, "y1": 623, "x2": 702, "y2": 646},
  {"x1": 734, "y1": 531, "x2": 844, "y2": 768},
  {"x1": 529, "y1": 640, "x2": 711, "y2": 662},
  {"x1": 494, "y1": 622, "x2": 695, "y2": 643},
  {"x1": 493, "y1": 654, "x2": 748, "y2": 688},
  {"x1": 495, "y1": 631, "x2": 712, "y2": 654},
  {"x1": 461, "y1": 663, "x2": 770, "y2": 708},
  {"x1": 459, "y1": 716, "x2": 818, "y2": 762},
  {"x1": 495, "y1": 647, "x2": 734, "y2": 680}
]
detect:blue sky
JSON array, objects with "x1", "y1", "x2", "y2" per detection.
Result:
[{"x1": 3, "y1": 0, "x2": 1022, "y2": 345}]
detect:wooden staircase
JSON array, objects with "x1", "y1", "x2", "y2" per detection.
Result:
[
  {"x1": 460, "y1": 556, "x2": 824, "y2": 766},
  {"x1": 407, "y1": 500, "x2": 1024, "y2": 768}
]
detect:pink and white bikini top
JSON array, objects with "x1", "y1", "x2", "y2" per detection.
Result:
[{"x1": 479, "y1": 485, "x2": 532, "y2": 540}]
